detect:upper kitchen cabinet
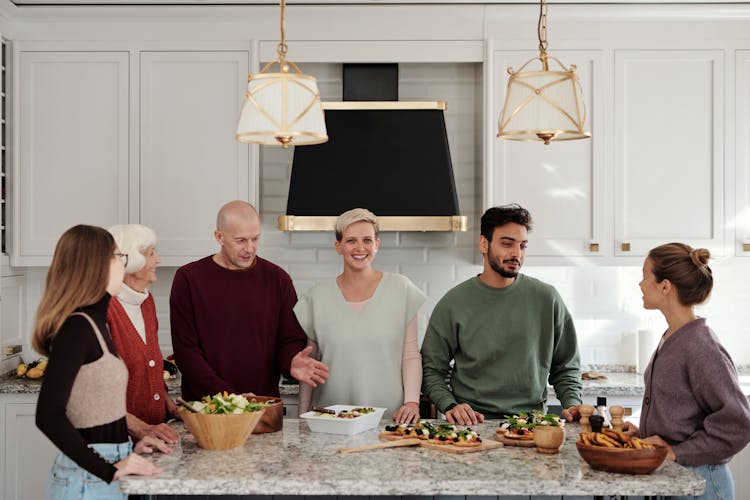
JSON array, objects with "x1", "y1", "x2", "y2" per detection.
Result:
[
  {"x1": 613, "y1": 50, "x2": 725, "y2": 257},
  {"x1": 736, "y1": 50, "x2": 750, "y2": 257},
  {"x1": 139, "y1": 50, "x2": 253, "y2": 265},
  {"x1": 12, "y1": 49, "x2": 130, "y2": 266},
  {"x1": 489, "y1": 49, "x2": 608, "y2": 260},
  {"x1": 12, "y1": 45, "x2": 255, "y2": 266}
]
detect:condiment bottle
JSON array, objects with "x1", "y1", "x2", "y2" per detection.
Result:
[
  {"x1": 579, "y1": 404, "x2": 595, "y2": 433},
  {"x1": 589, "y1": 414, "x2": 605, "y2": 433},
  {"x1": 609, "y1": 405, "x2": 625, "y2": 432},
  {"x1": 595, "y1": 396, "x2": 610, "y2": 428}
]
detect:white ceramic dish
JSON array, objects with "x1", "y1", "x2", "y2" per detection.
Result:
[{"x1": 300, "y1": 405, "x2": 387, "y2": 435}]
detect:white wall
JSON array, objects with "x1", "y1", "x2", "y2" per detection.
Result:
[{"x1": 13, "y1": 61, "x2": 750, "y2": 369}]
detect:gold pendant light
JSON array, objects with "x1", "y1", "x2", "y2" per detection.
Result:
[
  {"x1": 497, "y1": 0, "x2": 591, "y2": 145},
  {"x1": 236, "y1": 0, "x2": 328, "y2": 148}
]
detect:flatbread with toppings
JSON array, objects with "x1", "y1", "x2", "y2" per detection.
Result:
[{"x1": 383, "y1": 422, "x2": 482, "y2": 447}]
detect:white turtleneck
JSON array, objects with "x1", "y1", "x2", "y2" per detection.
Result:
[{"x1": 116, "y1": 282, "x2": 149, "y2": 343}]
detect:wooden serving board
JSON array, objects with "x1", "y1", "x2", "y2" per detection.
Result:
[
  {"x1": 378, "y1": 432, "x2": 503, "y2": 454},
  {"x1": 495, "y1": 429, "x2": 536, "y2": 448}
]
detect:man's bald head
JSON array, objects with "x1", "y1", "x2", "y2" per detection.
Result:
[
  {"x1": 214, "y1": 201, "x2": 261, "y2": 271},
  {"x1": 216, "y1": 200, "x2": 259, "y2": 232}
]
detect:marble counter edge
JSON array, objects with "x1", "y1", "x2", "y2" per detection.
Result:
[{"x1": 119, "y1": 420, "x2": 704, "y2": 497}]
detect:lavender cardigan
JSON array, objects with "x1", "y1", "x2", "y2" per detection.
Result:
[{"x1": 640, "y1": 317, "x2": 750, "y2": 466}]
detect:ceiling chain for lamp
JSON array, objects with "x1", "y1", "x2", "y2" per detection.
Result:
[
  {"x1": 497, "y1": 0, "x2": 591, "y2": 145},
  {"x1": 236, "y1": 0, "x2": 328, "y2": 148}
]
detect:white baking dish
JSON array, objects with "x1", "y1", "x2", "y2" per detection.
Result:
[{"x1": 299, "y1": 405, "x2": 387, "y2": 435}]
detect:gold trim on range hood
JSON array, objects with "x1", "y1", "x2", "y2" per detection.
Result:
[
  {"x1": 280, "y1": 99, "x2": 466, "y2": 233},
  {"x1": 278, "y1": 215, "x2": 468, "y2": 232},
  {"x1": 322, "y1": 100, "x2": 447, "y2": 111}
]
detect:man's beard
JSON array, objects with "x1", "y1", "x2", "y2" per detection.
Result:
[{"x1": 489, "y1": 255, "x2": 520, "y2": 279}]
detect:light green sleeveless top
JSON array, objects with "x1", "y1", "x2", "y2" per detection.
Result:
[{"x1": 294, "y1": 272, "x2": 425, "y2": 415}]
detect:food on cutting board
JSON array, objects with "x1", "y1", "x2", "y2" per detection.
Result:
[
  {"x1": 578, "y1": 429, "x2": 656, "y2": 449},
  {"x1": 383, "y1": 421, "x2": 483, "y2": 446},
  {"x1": 498, "y1": 410, "x2": 563, "y2": 440}
]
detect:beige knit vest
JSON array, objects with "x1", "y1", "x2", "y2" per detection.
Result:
[{"x1": 65, "y1": 312, "x2": 129, "y2": 429}]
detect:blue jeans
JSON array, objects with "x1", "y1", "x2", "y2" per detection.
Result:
[
  {"x1": 47, "y1": 441, "x2": 132, "y2": 500},
  {"x1": 668, "y1": 463, "x2": 735, "y2": 500}
]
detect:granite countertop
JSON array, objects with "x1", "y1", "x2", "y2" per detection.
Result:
[{"x1": 119, "y1": 420, "x2": 704, "y2": 497}]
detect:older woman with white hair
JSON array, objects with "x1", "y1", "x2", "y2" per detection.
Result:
[
  {"x1": 294, "y1": 208, "x2": 426, "y2": 423},
  {"x1": 107, "y1": 224, "x2": 179, "y2": 444}
]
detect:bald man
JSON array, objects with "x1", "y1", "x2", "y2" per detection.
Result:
[{"x1": 170, "y1": 201, "x2": 328, "y2": 401}]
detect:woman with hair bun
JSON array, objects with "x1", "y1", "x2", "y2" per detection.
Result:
[{"x1": 624, "y1": 242, "x2": 750, "y2": 500}]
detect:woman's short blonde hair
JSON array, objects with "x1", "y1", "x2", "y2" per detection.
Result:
[
  {"x1": 108, "y1": 224, "x2": 157, "y2": 274},
  {"x1": 335, "y1": 208, "x2": 379, "y2": 241}
]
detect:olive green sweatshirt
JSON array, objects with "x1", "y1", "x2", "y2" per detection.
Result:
[{"x1": 421, "y1": 275, "x2": 582, "y2": 418}]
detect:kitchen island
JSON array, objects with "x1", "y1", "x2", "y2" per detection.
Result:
[{"x1": 120, "y1": 420, "x2": 704, "y2": 498}]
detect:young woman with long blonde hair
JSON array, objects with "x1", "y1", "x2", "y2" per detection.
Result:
[{"x1": 34, "y1": 225, "x2": 168, "y2": 500}]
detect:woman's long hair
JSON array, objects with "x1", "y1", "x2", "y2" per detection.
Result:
[{"x1": 32, "y1": 225, "x2": 115, "y2": 356}]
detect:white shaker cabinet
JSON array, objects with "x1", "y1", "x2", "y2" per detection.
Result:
[
  {"x1": 613, "y1": 50, "x2": 725, "y2": 257},
  {"x1": 489, "y1": 50, "x2": 608, "y2": 259},
  {"x1": 736, "y1": 50, "x2": 750, "y2": 257},
  {"x1": 139, "y1": 51, "x2": 253, "y2": 265},
  {"x1": 12, "y1": 50, "x2": 130, "y2": 266},
  {"x1": 12, "y1": 46, "x2": 255, "y2": 266},
  {"x1": 0, "y1": 395, "x2": 58, "y2": 500}
]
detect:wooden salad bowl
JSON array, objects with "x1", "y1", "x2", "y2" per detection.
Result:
[
  {"x1": 182, "y1": 408, "x2": 265, "y2": 450},
  {"x1": 575, "y1": 441, "x2": 668, "y2": 474},
  {"x1": 249, "y1": 396, "x2": 284, "y2": 434}
]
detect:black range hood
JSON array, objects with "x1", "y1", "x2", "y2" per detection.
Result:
[{"x1": 278, "y1": 64, "x2": 467, "y2": 232}]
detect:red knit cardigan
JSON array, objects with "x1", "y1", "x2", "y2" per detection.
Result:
[{"x1": 107, "y1": 293, "x2": 167, "y2": 425}]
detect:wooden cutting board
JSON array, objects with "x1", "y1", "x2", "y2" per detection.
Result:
[
  {"x1": 495, "y1": 429, "x2": 536, "y2": 447},
  {"x1": 378, "y1": 432, "x2": 503, "y2": 454}
]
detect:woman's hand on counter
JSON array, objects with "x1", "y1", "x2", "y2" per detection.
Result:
[
  {"x1": 622, "y1": 421, "x2": 639, "y2": 437},
  {"x1": 127, "y1": 412, "x2": 179, "y2": 444},
  {"x1": 643, "y1": 434, "x2": 676, "y2": 461},
  {"x1": 134, "y1": 435, "x2": 174, "y2": 455},
  {"x1": 393, "y1": 402, "x2": 420, "y2": 424},
  {"x1": 113, "y1": 452, "x2": 163, "y2": 481}
]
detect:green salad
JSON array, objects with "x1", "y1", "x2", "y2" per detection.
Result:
[{"x1": 189, "y1": 392, "x2": 265, "y2": 415}]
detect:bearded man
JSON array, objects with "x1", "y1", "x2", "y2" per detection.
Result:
[{"x1": 421, "y1": 204, "x2": 582, "y2": 424}]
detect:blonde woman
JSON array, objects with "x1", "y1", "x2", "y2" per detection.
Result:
[
  {"x1": 294, "y1": 208, "x2": 426, "y2": 423},
  {"x1": 34, "y1": 225, "x2": 168, "y2": 500},
  {"x1": 108, "y1": 224, "x2": 180, "y2": 445}
]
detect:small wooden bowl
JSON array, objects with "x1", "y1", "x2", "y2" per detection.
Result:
[
  {"x1": 249, "y1": 396, "x2": 284, "y2": 434},
  {"x1": 576, "y1": 441, "x2": 668, "y2": 474},
  {"x1": 533, "y1": 425, "x2": 565, "y2": 454},
  {"x1": 182, "y1": 409, "x2": 265, "y2": 450}
]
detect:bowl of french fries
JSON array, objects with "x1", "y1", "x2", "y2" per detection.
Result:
[{"x1": 576, "y1": 429, "x2": 668, "y2": 474}]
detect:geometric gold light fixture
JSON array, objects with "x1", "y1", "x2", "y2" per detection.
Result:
[
  {"x1": 497, "y1": 0, "x2": 591, "y2": 145},
  {"x1": 236, "y1": 0, "x2": 328, "y2": 148}
]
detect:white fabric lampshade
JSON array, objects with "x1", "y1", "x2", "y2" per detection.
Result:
[
  {"x1": 236, "y1": 68, "x2": 327, "y2": 147},
  {"x1": 498, "y1": 58, "x2": 590, "y2": 143}
]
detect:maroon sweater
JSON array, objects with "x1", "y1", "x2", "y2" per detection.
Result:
[
  {"x1": 107, "y1": 294, "x2": 167, "y2": 425},
  {"x1": 170, "y1": 256, "x2": 306, "y2": 401},
  {"x1": 640, "y1": 317, "x2": 750, "y2": 466}
]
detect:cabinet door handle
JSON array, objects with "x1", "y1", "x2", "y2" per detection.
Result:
[
  {"x1": 621, "y1": 242, "x2": 631, "y2": 252},
  {"x1": 743, "y1": 243, "x2": 750, "y2": 252},
  {"x1": 589, "y1": 243, "x2": 599, "y2": 252}
]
